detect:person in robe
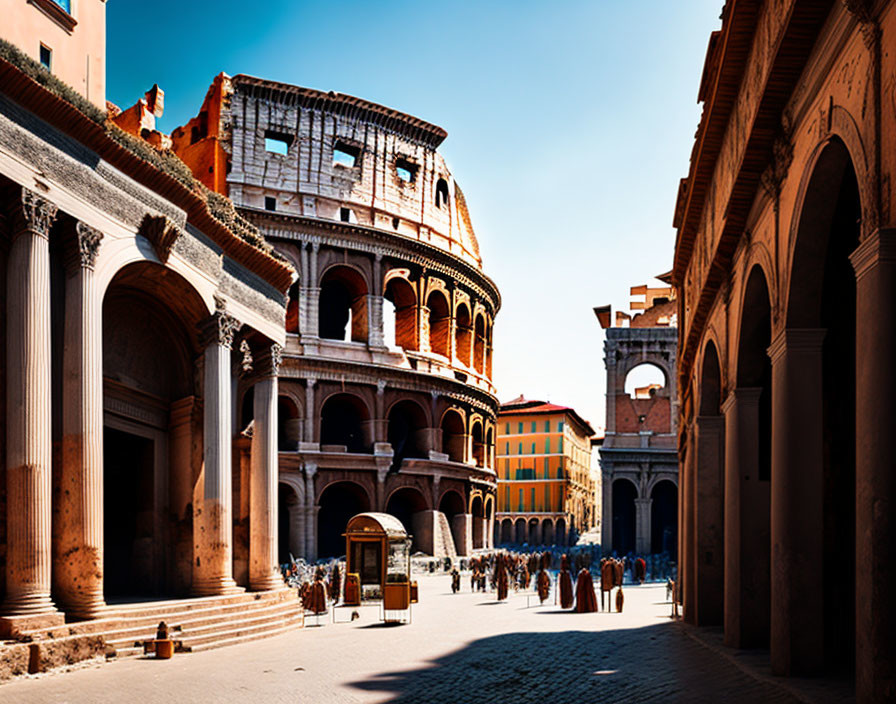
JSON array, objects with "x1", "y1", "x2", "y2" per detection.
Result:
[
  {"x1": 558, "y1": 554, "x2": 574, "y2": 609},
  {"x1": 575, "y1": 568, "x2": 598, "y2": 613}
]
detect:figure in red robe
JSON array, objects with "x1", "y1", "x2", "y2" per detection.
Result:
[{"x1": 575, "y1": 568, "x2": 598, "y2": 613}]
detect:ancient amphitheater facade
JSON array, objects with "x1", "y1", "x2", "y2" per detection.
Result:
[{"x1": 176, "y1": 75, "x2": 502, "y2": 561}]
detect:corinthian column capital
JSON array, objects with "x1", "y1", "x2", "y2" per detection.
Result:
[{"x1": 12, "y1": 188, "x2": 58, "y2": 239}]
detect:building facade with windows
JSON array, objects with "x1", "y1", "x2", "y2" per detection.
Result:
[
  {"x1": 169, "y1": 74, "x2": 501, "y2": 561},
  {"x1": 495, "y1": 397, "x2": 595, "y2": 547}
]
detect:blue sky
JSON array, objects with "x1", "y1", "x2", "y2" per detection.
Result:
[{"x1": 107, "y1": 1, "x2": 722, "y2": 433}]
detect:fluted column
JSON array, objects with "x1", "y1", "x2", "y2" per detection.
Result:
[
  {"x1": 193, "y1": 308, "x2": 241, "y2": 595},
  {"x1": 768, "y1": 329, "x2": 825, "y2": 675},
  {"x1": 3, "y1": 189, "x2": 60, "y2": 622},
  {"x1": 304, "y1": 463, "x2": 317, "y2": 562},
  {"x1": 249, "y1": 344, "x2": 283, "y2": 591},
  {"x1": 851, "y1": 229, "x2": 896, "y2": 700},
  {"x1": 57, "y1": 221, "x2": 105, "y2": 618}
]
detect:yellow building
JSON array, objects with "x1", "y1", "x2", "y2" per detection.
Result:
[{"x1": 495, "y1": 397, "x2": 595, "y2": 546}]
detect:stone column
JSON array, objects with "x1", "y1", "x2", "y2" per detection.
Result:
[
  {"x1": 851, "y1": 229, "x2": 896, "y2": 700},
  {"x1": 3, "y1": 189, "x2": 61, "y2": 626},
  {"x1": 303, "y1": 378, "x2": 316, "y2": 444},
  {"x1": 634, "y1": 498, "x2": 651, "y2": 554},
  {"x1": 304, "y1": 464, "x2": 317, "y2": 562},
  {"x1": 368, "y1": 254, "x2": 384, "y2": 348},
  {"x1": 694, "y1": 415, "x2": 724, "y2": 627},
  {"x1": 249, "y1": 344, "x2": 283, "y2": 591},
  {"x1": 768, "y1": 329, "x2": 825, "y2": 675},
  {"x1": 193, "y1": 308, "x2": 242, "y2": 595},
  {"x1": 601, "y1": 467, "x2": 613, "y2": 549},
  {"x1": 298, "y1": 244, "x2": 309, "y2": 335},
  {"x1": 722, "y1": 388, "x2": 768, "y2": 648},
  {"x1": 306, "y1": 243, "x2": 320, "y2": 346},
  {"x1": 57, "y1": 221, "x2": 105, "y2": 618},
  {"x1": 419, "y1": 305, "x2": 431, "y2": 353},
  {"x1": 681, "y1": 427, "x2": 696, "y2": 624}
]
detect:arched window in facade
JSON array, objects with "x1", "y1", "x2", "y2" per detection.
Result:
[
  {"x1": 319, "y1": 266, "x2": 368, "y2": 342},
  {"x1": 427, "y1": 290, "x2": 450, "y2": 358},
  {"x1": 384, "y1": 277, "x2": 417, "y2": 350},
  {"x1": 320, "y1": 393, "x2": 370, "y2": 453},
  {"x1": 435, "y1": 178, "x2": 450, "y2": 209}
]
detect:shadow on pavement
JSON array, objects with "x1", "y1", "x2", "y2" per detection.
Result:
[{"x1": 348, "y1": 622, "x2": 801, "y2": 704}]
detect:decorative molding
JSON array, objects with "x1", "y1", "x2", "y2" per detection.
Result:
[
  {"x1": 74, "y1": 221, "x2": 103, "y2": 269},
  {"x1": 239, "y1": 339, "x2": 253, "y2": 375},
  {"x1": 14, "y1": 188, "x2": 58, "y2": 239},
  {"x1": 850, "y1": 228, "x2": 896, "y2": 281},
  {"x1": 28, "y1": 0, "x2": 77, "y2": 33},
  {"x1": 843, "y1": 0, "x2": 880, "y2": 47},
  {"x1": 199, "y1": 310, "x2": 242, "y2": 350},
  {"x1": 139, "y1": 214, "x2": 182, "y2": 264},
  {"x1": 766, "y1": 328, "x2": 826, "y2": 364}
]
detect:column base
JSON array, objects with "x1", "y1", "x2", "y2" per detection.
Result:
[
  {"x1": 0, "y1": 612, "x2": 65, "y2": 639},
  {"x1": 192, "y1": 578, "x2": 244, "y2": 597},
  {"x1": 60, "y1": 593, "x2": 107, "y2": 621},
  {"x1": 249, "y1": 572, "x2": 285, "y2": 592}
]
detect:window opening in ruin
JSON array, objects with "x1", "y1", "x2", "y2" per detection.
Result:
[
  {"x1": 265, "y1": 196, "x2": 276, "y2": 211},
  {"x1": 392, "y1": 217, "x2": 400, "y2": 230},
  {"x1": 339, "y1": 207, "x2": 357, "y2": 224},
  {"x1": 333, "y1": 141, "x2": 360, "y2": 168},
  {"x1": 39, "y1": 44, "x2": 52, "y2": 71},
  {"x1": 395, "y1": 158, "x2": 418, "y2": 183},
  {"x1": 264, "y1": 130, "x2": 292, "y2": 155},
  {"x1": 624, "y1": 363, "x2": 666, "y2": 398},
  {"x1": 435, "y1": 178, "x2": 450, "y2": 208}
]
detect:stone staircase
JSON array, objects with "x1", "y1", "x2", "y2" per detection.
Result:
[
  {"x1": 5, "y1": 588, "x2": 303, "y2": 673},
  {"x1": 433, "y1": 511, "x2": 458, "y2": 558}
]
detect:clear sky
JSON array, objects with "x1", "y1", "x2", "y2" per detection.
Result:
[{"x1": 107, "y1": 1, "x2": 722, "y2": 434}]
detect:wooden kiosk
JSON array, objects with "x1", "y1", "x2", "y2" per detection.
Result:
[{"x1": 344, "y1": 513, "x2": 415, "y2": 622}]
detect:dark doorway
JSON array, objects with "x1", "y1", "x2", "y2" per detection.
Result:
[
  {"x1": 612, "y1": 479, "x2": 637, "y2": 555},
  {"x1": 318, "y1": 482, "x2": 370, "y2": 559},
  {"x1": 651, "y1": 480, "x2": 678, "y2": 554},
  {"x1": 104, "y1": 426, "x2": 155, "y2": 598},
  {"x1": 385, "y1": 487, "x2": 427, "y2": 550}
]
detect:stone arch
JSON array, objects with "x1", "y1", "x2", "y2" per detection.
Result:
[
  {"x1": 384, "y1": 274, "x2": 417, "y2": 351},
  {"x1": 555, "y1": 517, "x2": 567, "y2": 546},
  {"x1": 385, "y1": 486, "x2": 430, "y2": 552},
  {"x1": 473, "y1": 313, "x2": 486, "y2": 374},
  {"x1": 320, "y1": 392, "x2": 372, "y2": 453},
  {"x1": 387, "y1": 399, "x2": 429, "y2": 466},
  {"x1": 440, "y1": 409, "x2": 465, "y2": 463},
  {"x1": 435, "y1": 177, "x2": 450, "y2": 209},
  {"x1": 278, "y1": 395, "x2": 300, "y2": 451},
  {"x1": 455, "y1": 301, "x2": 472, "y2": 367},
  {"x1": 514, "y1": 517, "x2": 526, "y2": 545},
  {"x1": 611, "y1": 476, "x2": 638, "y2": 555},
  {"x1": 101, "y1": 260, "x2": 208, "y2": 600},
  {"x1": 278, "y1": 480, "x2": 304, "y2": 564},
  {"x1": 528, "y1": 517, "x2": 540, "y2": 546},
  {"x1": 699, "y1": 339, "x2": 722, "y2": 416},
  {"x1": 426, "y1": 289, "x2": 450, "y2": 357},
  {"x1": 470, "y1": 494, "x2": 484, "y2": 549},
  {"x1": 319, "y1": 264, "x2": 369, "y2": 342},
  {"x1": 470, "y1": 419, "x2": 485, "y2": 468},
  {"x1": 317, "y1": 480, "x2": 372, "y2": 559},
  {"x1": 483, "y1": 495, "x2": 495, "y2": 548},
  {"x1": 485, "y1": 425, "x2": 494, "y2": 469},
  {"x1": 623, "y1": 361, "x2": 669, "y2": 399},
  {"x1": 438, "y1": 489, "x2": 467, "y2": 556},
  {"x1": 542, "y1": 518, "x2": 554, "y2": 546},
  {"x1": 500, "y1": 518, "x2": 513, "y2": 544},
  {"x1": 286, "y1": 280, "x2": 300, "y2": 334},
  {"x1": 650, "y1": 479, "x2": 677, "y2": 554}
]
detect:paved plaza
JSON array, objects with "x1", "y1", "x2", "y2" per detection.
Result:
[{"x1": 1, "y1": 575, "x2": 820, "y2": 703}]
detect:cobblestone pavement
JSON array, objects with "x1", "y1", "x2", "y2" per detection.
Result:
[{"x1": 1, "y1": 575, "x2": 802, "y2": 703}]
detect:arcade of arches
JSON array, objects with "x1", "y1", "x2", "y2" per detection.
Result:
[{"x1": 674, "y1": 4, "x2": 896, "y2": 698}]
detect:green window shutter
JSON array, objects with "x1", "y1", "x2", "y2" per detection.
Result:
[
  {"x1": 505, "y1": 423, "x2": 510, "y2": 434},
  {"x1": 518, "y1": 422, "x2": 523, "y2": 434},
  {"x1": 558, "y1": 437, "x2": 564, "y2": 452},
  {"x1": 545, "y1": 438, "x2": 550, "y2": 454},
  {"x1": 531, "y1": 421, "x2": 536, "y2": 433}
]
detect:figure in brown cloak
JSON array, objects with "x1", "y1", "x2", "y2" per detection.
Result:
[
  {"x1": 308, "y1": 568, "x2": 328, "y2": 614},
  {"x1": 495, "y1": 560, "x2": 509, "y2": 601},
  {"x1": 518, "y1": 564, "x2": 530, "y2": 590},
  {"x1": 328, "y1": 563, "x2": 342, "y2": 601},
  {"x1": 600, "y1": 559, "x2": 615, "y2": 611},
  {"x1": 536, "y1": 568, "x2": 551, "y2": 603},
  {"x1": 451, "y1": 568, "x2": 461, "y2": 594},
  {"x1": 575, "y1": 568, "x2": 598, "y2": 613},
  {"x1": 300, "y1": 582, "x2": 312, "y2": 610},
  {"x1": 615, "y1": 586, "x2": 624, "y2": 613},
  {"x1": 558, "y1": 554, "x2": 574, "y2": 609},
  {"x1": 634, "y1": 557, "x2": 646, "y2": 584}
]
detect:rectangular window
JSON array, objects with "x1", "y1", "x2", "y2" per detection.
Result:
[
  {"x1": 52, "y1": 0, "x2": 70, "y2": 12},
  {"x1": 518, "y1": 443, "x2": 522, "y2": 455},
  {"x1": 504, "y1": 442, "x2": 509, "y2": 455},
  {"x1": 264, "y1": 130, "x2": 292, "y2": 155},
  {"x1": 545, "y1": 438, "x2": 550, "y2": 454},
  {"x1": 558, "y1": 420, "x2": 564, "y2": 432},
  {"x1": 39, "y1": 44, "x2": 52, "y2": 71},
  {"x1": 558, "y1": 437, "x2": 564, "y2": 452},
  {"x1": 395, "y1": 158, "x2": 418, "y2": 183},
  {"x1": 505, "y1": 423, "x2": 510, "y2": 435},
  {"x1": 530, "y1": 488, "x2": 536, "y2": 512},
  {"x1": 544, "y1": 457, "x2": 550, "y2": 477},
  {"x1": 558, "y1": 465, "x2": 563, "y2": 479},
  {"x1": 264, "y1": 196, "x2": 276, "y2": 211},
  {"x1": 333, "y1": 141, "x2": 360, "y2": 168},
  {"x1": 518, "y1": 489, "x2": 523, "y2": 512},
  {"x1": 518, "y1": 422, "x2": 523, "y2": 434},
  {"x1": 544, "y1": 420, "x2": 550, "y2": 432},
  {"x1": 531, "y1": 421, "x2": 536, "y2": 433},
  {"x1": 530, "y1": 442, "x2": 535, "y2": 454}
]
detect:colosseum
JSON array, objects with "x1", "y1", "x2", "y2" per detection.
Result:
[{"x1": 171, "y1": 74, "x2": 501, "y2": 562}]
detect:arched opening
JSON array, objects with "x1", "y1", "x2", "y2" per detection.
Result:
[
  {"x1": 470, "y1": 495, "x2": 484, "y2": 549},
  {"x1": 473, "y1": 314, "x2": 485, "y2": 373},
  {"x1": 387, "y1": 400, "x2": 428, "y2": 471},
  {"x1": 471, "y1": 421, "x2": 485, "y2": 468},
  {"x1": 486, "y1": 325, "x2": 494, "y2": 379},
  {"x1": 514, "y1": 517, "x2": 526, "y2": 545},
  {"x1": 454, "y1": 303, "x2": 472, "y2": 367},
  {"x1": 484, "y1": 496, "x2": 494, "y2": 549},
  {"x1": 440, "y1": 409, "x2": 465, "y2": 463},
  {"x1": 286, "y1": 281, "x2": 299, "y2": 334},
  {"x1": 624, "y1": 363, "x2": 667, "y2": 398},
  {"x1": 500, "y1": 518, "x2": 513, "y2": 544},
  {"x1": 320, "y1": 393, "x2": 370, "y2": 453},
  {"x1": 319, "y1": 265, "x2": 368, "y2": 342},
  {"x1": 542, "y1": 519, "x2": 554, "y2": 546},
  {"x1": 385, "y1": 487, "x2": 429, "y2": 552},
  {"x1": 384, "y1": 277, "x2": 417, "y2": 350},
  {"x1": 611, "y1": 478, "x2": 637, "y2": 555},
  {"x1": 528, "y1": 517, "x2": 540, "y2": 546},
  {"x1": 426, "y1": 290, "x2": 450, "y2": 358},
  {"x1": 435, "y1": 178, "x2": 450, "y2": 209},
  {"x1": 317, "y1": 481, "x2": 371, "y2": 559},
  {"x1": 732, "y1": 264, "x2": 773, "y2": 648},
  {"x1": 784, "y1": 138, "x2": 859, "y2": 674},
  {"x1": 439, "y1": 490, "x2": 467, "y2": 555},
  {"x1": 278, "y1": 396, "x2": 300, "y2": 451},
  {"x1": 651, "y1": 480, "x2": 677, "y2": 554},
  {"x1": 555, "y1": 517, "x2": 567, "y2": 546},
  {"x1": 485, "y1": 427, "x2": 494, "y2": 469},
  {"x1": 278, "y1": 483, "x2": 301, "y2": 564},
  {"x1": 102, "y1": 261, "x2": 205, "y2": 599}
]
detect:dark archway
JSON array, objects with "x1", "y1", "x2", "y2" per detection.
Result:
[
  {"x1": 473, "y1": 314, "x2": 486, "y2": 373},
  {"x1": 555, "y1": 517, "x2": 567, "y2": 546},
  {"x1": 286, "y1": 281, "x2": 299, "y2": 334},
  {"x1": 427, "y1": 290, "x2": 450, "y2": 357},
  {"x1": 514, "y1": 518, "x2": 526, "y2": 545},
  {"x1": 455, "y1": 303, "x2": 472, "y2": 367},
  {"x1": 542, "y1": 520, "x2": 554, "y2": 546},
  {"x1": 278, "y1": 396, "x2": 300, "y2": 451},
  {"x1": 471, "y1": 421, "x2": 485, "y2": 468},
  {"x1": 651, "y1": 480, "x2": 677, "y2": 554},
  {"x1": 440, "y1": 410, "x2": 465, "y2": 463},
  {"x1": 528, "y1": 518, "x2": 540, "y2": 546},
  {"x1": 470, "y1": 495, "x2": 484, "y2": 549},
  {"x1": 386, "y1": 487, "x2": 428, "y2": 552},
  {"x1": 500, "y1": 518, "x2": 513, "y2": 544},
  {"x1": 318, "y1": 481, "x2": 371, "y2": 558},
  {"x1": 319, "y1": 265, "x2": 368, "y2": 342},
  {"x1": 612, "y1": 478, "x2": 637, "y2": 555},
  {"x1": 388, "y1": 400, "x2": 428, "y2": 471},
  {"x1": 439, "y1": 490, "x2": 466, "y2": 555},
  {"x1": 320, "y1": 393, "x2": 370, "y2": 453},
  {"x1": 278, "y1": 483, "x2": 300, "y2": 564},
  {"x1": 384, "y1": 277, "x2": 417, "y2": 351}
]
